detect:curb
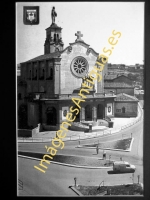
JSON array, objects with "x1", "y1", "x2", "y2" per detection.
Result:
[
  {"x1": 76, "y1": 146, "x2": 131, "y2": 152},
  {"x1": 18, "y1": 154, "x2": 113, "y2": 169},
  {"x1": 76, "y1": 137, "x2": 134, "y2": 152},
  {"x1": 69, "y1": 182, "x2": 143, "y2": 196}
]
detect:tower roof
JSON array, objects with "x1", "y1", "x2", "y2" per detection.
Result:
[{"x1": 45, "y1": 23, "x2": 62, "y2": 30}]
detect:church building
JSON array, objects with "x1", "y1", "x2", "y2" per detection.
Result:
[
  {"x1": 18, "y1": 8, "x2": 138, "y2": 130},
  {"x1": 19, "y1": 10, "x2": 116, "y2": 130}
]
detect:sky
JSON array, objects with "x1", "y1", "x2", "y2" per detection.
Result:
[{"x1": 16, "y1": 2, "x2": 144, "y2": 65}]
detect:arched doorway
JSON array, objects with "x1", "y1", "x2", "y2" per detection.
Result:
[
  {"x1": 85, "y1": 105, "x2": 92, "y2": 121},
  {"x1": 97, "y1": 104, "x2": 104, "y2": 119},
  {"x1": 18, "y1": 104, "x2": 27, "y2": 128},
  {"x1": 46, "y1": 107, "x2": 57, "y2": 125},
  {"x1": 71, "y1": 106, "x2": 80, "y2": 122}
]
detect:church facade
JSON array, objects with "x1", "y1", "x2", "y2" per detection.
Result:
[{"x1": 19, "y1": 20, "x2": 116, "y2": 130}]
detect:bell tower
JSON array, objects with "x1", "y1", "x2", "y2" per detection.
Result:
[{"x1": 44, "y1": 7, "x2": 64, "y2": 54}]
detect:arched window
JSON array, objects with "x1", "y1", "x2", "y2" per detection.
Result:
[
  {"x1": 50, "y1": 68, "x2": 53, "y2": 80},
  {"x1": 43, "y1": 69, "x2": 45, "y2": 79},
  {"x1": 55, "y1": 47, "x2": 59, "y2": 52},
  {"x1": 33, "y1": 68, "x2": 37, "y2": 80},
  {"x1": 28, "y1": 69, "x2": 31, "y2": 80},
  {"x1": 40, "y1": 68, "x2": 44, "y2": 80},
  {"x1": 46, "y1": 64, "x2": 53, "y2": 80},
  {"x1": 35, "y1": 69, "x2": 37, "y2": 79},
  {"x1": 54, "y1": 33, "x2": 56, "y2": 42}
]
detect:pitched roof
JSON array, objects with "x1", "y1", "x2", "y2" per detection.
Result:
[
  {"x1": 113, "y1": 74, "x2": 131, "y2": 80},
  {"x1": 104, "y1": 82, "x2": 134, "y2": 88},
  {"x1": 22, "y1": 52, "x2": 61, "y2": 63},
  {"x1": 104, "y1": 74, "x2": 131, "y2": 81},
  {"x1": 104, "y1": 75, "x2": 117, "y2": 80},
  {"x1": 115, "y1": 93, "x2": 138, "y2": 102}
]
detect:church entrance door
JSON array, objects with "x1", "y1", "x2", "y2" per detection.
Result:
[
  {"x1": 97, "y1": 104, "x2": 104, "y2": 119},
  {"x1": 46, "y1": 107, "x2": 57, "y2": 125},
  {"x1": 72, "y1": 106, "x2": 80, "y2": 122},
  {"x1": 85, "y1": 105, "x2": 92, "y2": 121}
]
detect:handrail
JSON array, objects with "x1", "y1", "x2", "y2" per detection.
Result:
[{"x1": 98, "y1": 180, "x2": 104, "y2": 189}]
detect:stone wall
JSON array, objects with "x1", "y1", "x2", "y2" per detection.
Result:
[{"x1": 115, "y1": 102, "x2": 137, "y2": 117}]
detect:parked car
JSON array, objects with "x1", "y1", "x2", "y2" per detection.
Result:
[{"x1": 113, "y1": 161, "x2": 136, "y2": 173}]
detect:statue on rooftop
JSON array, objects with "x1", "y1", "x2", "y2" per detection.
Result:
[{"x1": 51, "y1": 7, "x2": 57, "y2": 24}]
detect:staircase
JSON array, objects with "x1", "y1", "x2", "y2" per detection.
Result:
[
  {"x1": 18, "y1": 179, "x2": 23, "y2": 190},
  {"x1": 97, "y1": 119, "x2": 109, "y2": 127}
]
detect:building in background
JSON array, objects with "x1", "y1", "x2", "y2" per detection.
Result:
[{"x1": 104, "y1": 74, "x2": 134, "y2": 96}]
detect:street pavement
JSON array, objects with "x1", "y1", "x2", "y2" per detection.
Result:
[{"x1": 18, "y1": 102, "x2": 143, "y2": 196}]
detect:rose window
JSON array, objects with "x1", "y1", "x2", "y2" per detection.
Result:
[{"x1": 71, "y1": 56, "x2": 89, "y2": 78}]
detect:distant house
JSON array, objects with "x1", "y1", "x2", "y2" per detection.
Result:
[
  {"x1": 135, "y1": 64, "x2": 144, "y2": 70},
  {"x1": 104, "y1": 75, "x2": 134, "y2": 96},
  {"x1": 107, "y1": 63, "x2": 126, "y2": 72},
  {"x1": 114, "y1": 93, "x2": 139, "y2": 117}
]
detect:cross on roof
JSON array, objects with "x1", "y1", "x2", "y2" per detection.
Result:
[{"x1": 75, "y1": 31, "x2": 84, "y2": 42}]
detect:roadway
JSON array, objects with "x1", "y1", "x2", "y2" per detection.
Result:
[{"x1": 18, "y1": 117, "x2": 143, "y2": 196}]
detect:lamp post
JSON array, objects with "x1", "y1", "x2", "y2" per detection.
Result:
[
  {"x1": 109, "y1": 155, "x2": 111, "y2": 165},
  {"x1": 74, "y1": 177, "x2": 77, "y2": 187}
]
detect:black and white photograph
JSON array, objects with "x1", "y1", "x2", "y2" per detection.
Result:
[{"x1": 16, "y1": 1, "x2": 144, "y2": 196}]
